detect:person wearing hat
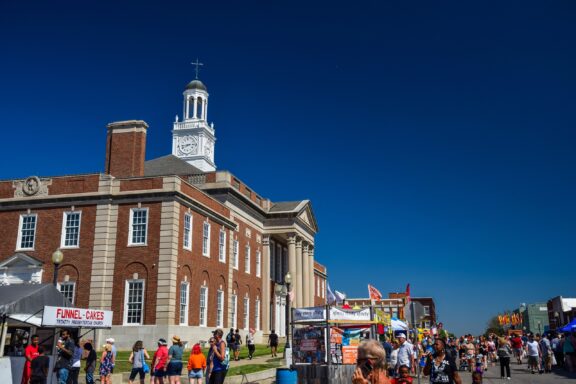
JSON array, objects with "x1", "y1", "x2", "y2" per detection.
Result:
[
  {"x1": 352, "y1": 339, "x2": 390, "y2": 384},
  {"x1": 167, "y1": 336, "x2": 184, "y2": 384},
  {"x1": 153, "y1": 339, "x2": 169, "y2": 384},
  {"x1": 105, "y1": 338, "x2": 117, "y2": 374},
  {"x1": 395, "y1": 333, "x2": 415, "y2": 375}
]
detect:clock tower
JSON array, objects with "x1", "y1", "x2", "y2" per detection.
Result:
[{"x1": 172, "y1": 77, "x2": 216, "y2": 172}]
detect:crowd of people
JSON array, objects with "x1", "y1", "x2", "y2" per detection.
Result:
[{"x1": 353, "y1": 329, "x2": 576, "y2": 384}]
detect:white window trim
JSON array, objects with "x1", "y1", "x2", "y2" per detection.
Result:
[
  {"x1": 199, "y1": 286, "x2": 208, "y2": 327},
  {"x1": 179, "y1": 282, "x2": 189, "y2": 325},
  {"x1": 60, "y1": 211, "x2": 82, "y2": 249},
  {"x1": 231, "y1": 294, "x2": 238, "y2": 329},
  {"x1": 183, "y1": 213, "x2": 192, "y2": 251},
  {"x1": 255, "y1": 299, "x2": 261, "y2": 330},
  {"x1": 16, "y1": 213, "x2": 38, "y2": 251},
  {"x1": 57, "y1": 281, "x2": 76, "y2": 305},
  {"x1": 216, "y1": 290, "x2": 224, "y2": 328},
  {"x1": 245, "y1": 244, "x2": 251, "y2": 274},
  {"x1": 233, "y1": 240, "x2": 239, "y2": 270},
  {"x1": 202, "y1": 222, "x2": 211, "y2": 257},
  {"x1": 423, "y1": 305, "x2": 430, "y2": 315},
  {"x1": 243, "y1": 296, "x2": 250, "y2": 330},
  {"x1": 123, "y1": 279, "x2": 145, "y2": 325},
  {"x1": 128, "y1": 208, "x2": 149, "y2": 246},
  {"x1": 256, "y1": 250, "x2": 261, "y2": 277},
  {"x1": 219, "y1": 230, "x2": 226, "y2": 263}
]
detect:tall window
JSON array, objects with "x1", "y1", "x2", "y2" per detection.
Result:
[
  {"x1": 233, "y1": 240, "x2": 239, "y2": 270},
  {"x1": 183, "y1": 213, "x2": 192, "y2": 250},
  {"x1": 321, "y1": 280, "x2": 325, "y2": 298},
  {"x1": 219, "y1": 230, "x2": 226, "y2": 262},
  {"x1": 180, "y1": 282, "x2": 189, "y2": 325},
  {"x1": 270, "y1": 241, "x2": 276, "y2": 280},
  {"x1": 243, "y1": 297, "x2": 250, "y2": 330},
  {"x1": 58, "y1": 282, "x2": 75, "y2": 305},
  {"x1": 231, "y1": 294, "x2": 237, "y2": 329},
  {"x1": 217, "y1": 290, "x2": 224, "y2": 328},
  {"x1": 61, "y1": 211, "x2": 81, "y2": 248},
  {"x1": 199, "y1": 286, "x2": 208, "y2": 327},
  {"x1": 316, "y1": 278, "x2": 320, "y2": 297},
  {"x1": 255, "y1": 299, "x2": 261, "y2": 330},
  {"x1": 423, "y1": 305, "x2": 430, "y2": 315},
  {"x1": 129, "y1": 208, "x2": 148, "y2": 245},
  {"x1": 17, "y1": 214, "x2": 37, "y2": 250},
  {"x1": 125, "y1": 280, "x2": 144, "y2": 325},
  {"x1": 256, "y1": 250, "x2": 261, "y2": 277},
  {"x1": 202, "y1": 222, "x2": 211, "y2": 256},
  {"x1": 244, "y1": 244, "x2": 251, "y2": 274}
]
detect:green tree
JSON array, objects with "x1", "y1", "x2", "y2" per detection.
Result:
[{"x1": 485, "y1": 314, "x2": 505, "y2": 336}]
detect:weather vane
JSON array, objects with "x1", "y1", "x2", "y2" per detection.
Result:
[{"x1": 191, "y1": 58, "x2": 204, "y2": 79}]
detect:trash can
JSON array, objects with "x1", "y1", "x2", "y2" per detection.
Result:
[{"x1": 276, "y1": 367, "x2": 297, "y2": 384}]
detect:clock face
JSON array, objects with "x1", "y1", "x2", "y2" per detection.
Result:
[{"x1": 178, "y1": 136, "x2": 198, "y2": 155}]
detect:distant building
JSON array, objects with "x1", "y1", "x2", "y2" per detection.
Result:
[
  {"x1": 518, "y1": 303, "x2": 549, "y2": 334},
  {"x1": 547, "y1": 296, "x2": 576, "y2": 330},
  {"x1": 411, "y1": 297, "x2": 436, "y2": 329}
]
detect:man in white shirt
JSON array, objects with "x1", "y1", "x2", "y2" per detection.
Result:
[
  {"x1": 526, "y1": 334, "x2": 541, "y2": 374},
  {"x1": 396, "y1": 333, "x2": 415, "y2": 374}
]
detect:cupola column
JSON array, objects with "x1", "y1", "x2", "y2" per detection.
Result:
[
  {"x1": 203, "y1": 99, "x2": 208, "y2": 121},
  {"x1": 193, "y1": 97, "x2": 198, "y2": 119}
]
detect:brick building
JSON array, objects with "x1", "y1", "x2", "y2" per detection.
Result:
[{"x1": 0, "y1": 78, "x2": 327, "y2": 348}]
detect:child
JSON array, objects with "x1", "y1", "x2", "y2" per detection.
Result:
[
  {"x1": 390, "y1": 365, "x2": 413, "y2": 384},
  {"x1": 30, "y1": 346, "x2": 50, "y2": 384},
  {"x1": 472, "y1": 371, "x2": 483, "y2": 384}
]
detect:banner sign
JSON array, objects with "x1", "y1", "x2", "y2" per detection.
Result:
[
  {"x1": 330, "y1": 308, "x2": 371, "y2": 321},
  {"x1": 294, "y1": 307, "x2": 326, "y2": 322},
  {"x1": 294, "y1": 307, "x2": 372, "y2": 322},
  {"x1": 42, "y1": 306, "x2": 113, "y2": 328}
]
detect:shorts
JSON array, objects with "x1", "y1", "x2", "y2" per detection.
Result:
[
  {"x1": 154, "y1": 368, "x2": 166, "y2": 378},
  {"x1": 270, "y1": 342, "x2": 278, "y2": 348},
  {"x1": 513, "y1": 348, "x2": 523, "y2": 356},
  {"x1": 232, "y1": 344, "x2": 240, "y2": 351},
  {"x1": 466, "y1": 354, "x2": 475, "y2": 360},
  {"x1": 189, "y1": 369, "x2": 203, "y2": 379},
  {"x1": 167, "y1": 361, "x2": 183, "y2": 376},
  {"x1": 129, "y1": 367, "x2": 145, "y2": 380},
  {"x1": 528, "y1": 356, "x2": 539, "y2": 366}
]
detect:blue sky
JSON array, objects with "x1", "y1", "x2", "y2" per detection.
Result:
[{"x1": 1, "y1": 0, "x2": 575, "y2": 335}]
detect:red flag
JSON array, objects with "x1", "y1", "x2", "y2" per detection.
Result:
[
  {"x1": 405, "y1": 283, "x2": 411, "y2": 304},
  {"x1": 368, "y1": 284, "x2": 382, "y2": 301}
]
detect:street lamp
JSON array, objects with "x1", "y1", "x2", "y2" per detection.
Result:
[
  {"x1": 275, "y1": 272, "x2": 292, "y2": 350},
  {"x1": 51, "y1": 249, "x2": 63, "y2": 286}
]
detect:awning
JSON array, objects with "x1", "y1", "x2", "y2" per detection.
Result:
[{"x1": 0, "y1": 284, "x2": 71, "y2": 323}]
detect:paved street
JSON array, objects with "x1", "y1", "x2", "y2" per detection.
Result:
[{"x1": 454, "y1": 363, "x2": 576, "y2": 384}]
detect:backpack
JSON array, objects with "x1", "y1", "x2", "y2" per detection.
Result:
[{"x1": 226, "y1": 332, "x2": 233, "y2": 344}]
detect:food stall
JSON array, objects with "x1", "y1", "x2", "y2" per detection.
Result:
[{"x1": 0, "y1": 284, "x2": 71, "y2": 384}]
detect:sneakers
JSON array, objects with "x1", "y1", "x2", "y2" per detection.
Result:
[{"x1": 507, "y1": 377, "x2": 511, "y2": 380}]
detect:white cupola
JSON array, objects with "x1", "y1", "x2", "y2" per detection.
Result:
[{"x1": 172, "y1": 74, "x2": 216, "y2": 172}]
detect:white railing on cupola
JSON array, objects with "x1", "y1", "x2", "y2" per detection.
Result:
[{"x1": 173, "y1": 120, "x2": 215, "y2": 134}]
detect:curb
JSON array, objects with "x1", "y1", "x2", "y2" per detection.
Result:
[{"x1": 111, "y1": 367, "x2": 277, "y2": 383}]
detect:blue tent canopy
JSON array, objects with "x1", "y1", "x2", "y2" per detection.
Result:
[{"x1": 560, "y1": 318, "x2": 576, "y2": 333}]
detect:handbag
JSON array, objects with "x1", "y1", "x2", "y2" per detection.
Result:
[{"x1": 141, "y1": 350, "x2": 150, "y2": 373}]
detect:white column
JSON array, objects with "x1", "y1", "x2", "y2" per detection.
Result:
[
  {"x1": 288, "y1": 234, "x2": 297, "y2": 306},
  {"x1": 308, "y1": 247, "x2": 315, "y2": 306},
  {"x1": 295, "y1": 239, "x2": 303, "y2": 308},
  {"x1": 193, "y1": 97, "x2": 198, "y2": 119},
  {"x1": 262, "y1": 236, "x2": 271, "y2": 333},
  {"x1": 302, "y1": 243, "x2": 310, "y2": 307}
]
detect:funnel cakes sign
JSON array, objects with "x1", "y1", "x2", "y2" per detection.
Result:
[{"x1": 42, "y1": 306, "x2": 112, "y2": 328}]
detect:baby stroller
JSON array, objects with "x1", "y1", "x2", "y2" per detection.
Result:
[
  {"x1": 459, "y1": 357, "x2": 469, "y2": 371},
  {"x1": 475, "y1": 354, "x2": 484, "y2": 373}
]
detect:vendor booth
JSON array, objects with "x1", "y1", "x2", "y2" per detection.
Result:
[
  {"x1": 0, "y1": 284, "x2": 71, "y2": 384},
  {"x1": 0, "y1": 284, "x2": 113, "y2": 384}
]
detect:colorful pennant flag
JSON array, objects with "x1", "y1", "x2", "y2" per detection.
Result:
[{"x1": 368, "y1": 284, "x2": 383, "y2": 301}]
